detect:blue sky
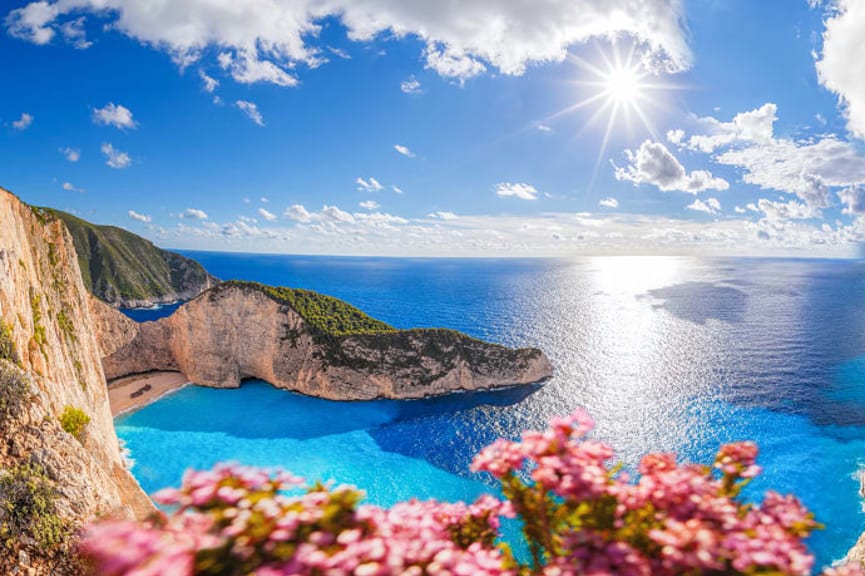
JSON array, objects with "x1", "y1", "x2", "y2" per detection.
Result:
[{"x1": 2, "y1": 0, "x2": 865, "y2": 256}]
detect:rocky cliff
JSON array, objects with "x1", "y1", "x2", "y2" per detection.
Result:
[
  {"x1": 0, "y1": 188, "x2": 152, "y2": 574},
  {"x1": 47, "y1": 209, "x2": 217, "y2": 308},
  {"x1": 101, "y1": 281, "x2": 552, "y2": 400}
]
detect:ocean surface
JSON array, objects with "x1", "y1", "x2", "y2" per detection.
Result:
[{"x1": 115, "y1": 254, "x2": 865, "y2": 567}]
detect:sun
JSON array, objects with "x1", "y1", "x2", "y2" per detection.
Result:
[
  {"x1": 602, "y1": 64, "x2": 644, "y2": 106},
  {"x1": 542, "y1": 42, "x2": 681, "y2": 186}
]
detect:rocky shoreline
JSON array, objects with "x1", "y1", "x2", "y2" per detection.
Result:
[{"x1": 97, "y1": 281, "x2": 553, "y2": 401}]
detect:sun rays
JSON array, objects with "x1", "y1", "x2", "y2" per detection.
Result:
[{"x1": 544, "y1": 42, "x2": 684, "y2": 188}]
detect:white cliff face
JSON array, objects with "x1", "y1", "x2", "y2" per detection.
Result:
[
  {"x1": 101, "y1": 282, "x2": 553, "y2": 401},
  {"x1": 0, "y1": 188, "x2": 152, "y2": 573}
]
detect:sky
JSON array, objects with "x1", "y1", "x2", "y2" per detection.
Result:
[{"x1": 2, "y1": 0, "x2": 865, "y2": 257}]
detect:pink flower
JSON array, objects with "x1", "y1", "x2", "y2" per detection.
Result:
[{"x1": 82, "y1": 410, "x2": 843, "y2": 576}]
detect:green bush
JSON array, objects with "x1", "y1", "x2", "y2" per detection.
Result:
[
  {"x1": 0, "y1": 362, "x2": 31, "y2": 421},
  {"x1": 0, "y1": 462, "x2": 68, "y2": 551},
  {"x1": 59, "y1": 406, "x2": 90, "y2": 443},
  {"x1": 0, "y1": 321, "x2": 17, "y2": 364},
  {"x1": 219, "y1": 281, "x2": 396, "y2": 337}
]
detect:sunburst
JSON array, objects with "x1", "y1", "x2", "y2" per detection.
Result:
[{"x1": 544, "y1": 42, "x2": 683, "y2": 186}]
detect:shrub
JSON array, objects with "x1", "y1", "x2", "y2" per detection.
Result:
[
  {"x1": 80, "y1": 412, "x2": 865, "y2": 576},
  {"x1": 0, "y1": 321, "x2": 18, "y2": 364},
  {"x1": 59, "y1": 406, "x2": 90, "y2": 443},
  {"x1": 220, "y1": 281, "x2": 396, "y2": 337},
  {"x1": 0, "y1": 462, "x2": 69, "y2": 551},
  {"x1": 0, "y1": 362, "x2": 32, "y2": 422}
]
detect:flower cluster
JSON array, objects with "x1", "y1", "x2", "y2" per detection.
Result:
[
  {"x1": 81, "y1": 413, "x2": 865, "y2": 576},
  {"x1": 471, "y1": 409, "x2": 852, "y2": 576},
  {"x1": 80, "y1": 463, "x2": 512, "y2": 576}
]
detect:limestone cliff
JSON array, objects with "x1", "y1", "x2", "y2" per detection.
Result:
[
  {"x1": 0, "y1": 187, "x2": 152, "y2": 574},
  {"x1": 102, "y1": 281, "x2": 552, "y2": 400}
]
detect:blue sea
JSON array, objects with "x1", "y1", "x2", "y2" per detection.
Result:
[{"x1": 115, "y1": 254, "x2": 865, "y2": 568}]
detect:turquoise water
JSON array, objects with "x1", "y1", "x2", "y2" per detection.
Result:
[{"x1": 116, "y1": 255, "x2": 865, "y2": 568}]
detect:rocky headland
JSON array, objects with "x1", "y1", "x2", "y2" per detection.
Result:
[{"x1": 100, "y1": 281, "x2": 553, "y2": 401}]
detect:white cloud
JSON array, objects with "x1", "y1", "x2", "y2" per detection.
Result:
[
  {"x1": 101, "y1": 142, "x2": 131, "y2": 168},
  {"x1": 428, "y1": 211, "x2": 458, "y2": 220},
  {"x1": 284, "y1": 204, "x2": 312, "y2": 223},
  {"x1": 59, "y1": 146, "x2": 80, "y2": 162},
  {"x1": 401, "y1": 76, "x2": 422, "y2": 94},
  {"x1": 322, "y1": 205, "x2": 355, "y2": 223},
  {"x1": 328, "y1": 46, "x2": 351, "y2": 59},
  {"x1": 199, "y1": 69, "x2": 219, "y2": 92},
  {"x1": 680, "y1": 103, "x2": 777, "y2": 153},
  {"x1": 496, "y1": 182, "x2": 539, "y2": 200},
  {"x1": 666, "y1": 128, "x2": 684, "y2": 144},
  {"x1": 536, "y1": 123, "x2": 553, "y2": 133},
  {"x1": 614, "y1": 140, "x2": 729, "y2": 193},
  {"x1": 816, "y1": 0, "x2": 865, "y2": 139},
  {"x1": 179, "y1": 208, "x2": 208, "y2": 220},
  {"x1": 687, "y1": 197, "x2": 721, "y2": 214},
  {"x1": 219, "y1": 50, "x2": 298, "y2": 86},
  {"x1": 391, "y1": 185, "x2": 404, "y2": 194},
  {"x1": 734, "y1": 206, "x2": 746, "y2": 214},
  {"x1": 673, "y1": 102, "x2": 865, "y2": 213},
  {"x1": 7, "y1": 0, "x2": 692, "y2": 85},
  {"x1": 92, "y1": 103, "x2": 137, "y2": 129},
  {"x1": 61, "y1": 181, "x2": 83, "y2": 193},
  {"x1": 756, "y1": 198, "x2": 816, "y2": 221},
  {"x1": 599, "y1": 197, "x2": 619, "y2": 208},
  {"x1": 12, "y1": 112, "x2": 33, "y2": 131},
  {"x1": 258, "y1": 207, "x2": 277, "y2": 221},
  {"x1": 128, "y1": 210, "x2": 151, "y2": 223},
  {"x1": 60, "y1": 16, "x2": 91, "y2": 49},
  {"x1": 260, "y1": 196, "x2": 269, "y2": 203},
  {"x1": 161, "y1": 209, "x2": 865, "y2": 258},
  {"x1": 356, "y1": 177, "x2": 384, "y2": 192},
  {"x1": 6, "y1": 1, "x2": 58, "y2": 44},
  {"x1": 236, "y1": 100, "x2": 264, "y2": 126},
  {"x1": 714, "y1": 135, "x2": 865, "y2": 208},
  {"x1": 354, "y1": 212, "x2": 408, "y2": 226},
  {"x1": 360, "y1": 200, "x2": 381, "y2": 210},
  {"x1": 839, "y1": 186, "x2": 865, "y2": 215},
  {"x1": 424, "y1": 43, "x2": 486, "y2": 82},
  {"x1": 394, "y1": 144, "x2": 415, "y2": 158}
]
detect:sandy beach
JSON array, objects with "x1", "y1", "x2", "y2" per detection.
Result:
[{"x1": 108, "y1": 371, "x2": 190, "y2": 416}]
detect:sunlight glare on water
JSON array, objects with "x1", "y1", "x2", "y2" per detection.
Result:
[{"x1": 118, "y1": 255, "x2": 865, "y2": 568}]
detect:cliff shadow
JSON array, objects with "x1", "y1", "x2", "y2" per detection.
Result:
[
  {"x1": 640, "y1": 281, "x2": 747, "y2": 324},
  {"x1": 368, "y1": 384, "x2": 542, "y2": 480}
]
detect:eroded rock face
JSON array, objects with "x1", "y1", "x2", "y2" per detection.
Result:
[
  {"x1": 102, "y1": 283, "x2": 552, "y2": 400},
  {"x1": 0, "y1": 188, "x2": 152, "y2": 575}
]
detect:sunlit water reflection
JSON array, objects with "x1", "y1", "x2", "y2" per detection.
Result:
[{"x1": 117, "y1": 255, "x2": 865, "y2": 567}]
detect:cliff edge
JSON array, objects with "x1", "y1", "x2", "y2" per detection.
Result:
[
  {"x1": 0, "y1": 188, "x2": 152, "y2": 574},
  {"x1": 101, "y1": 281, "x2": 552, "y2": 400}
]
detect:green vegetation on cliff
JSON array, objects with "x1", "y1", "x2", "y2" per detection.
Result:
[
  {"x1": 213, "y1": 280, "x2": 396, "y2": 336},
  {"x1": 45, "y1": 209, "x2": 217, "y2": 307},
  {"x1": 0, "y1": 462, "x2": 69, "y2": 552},
  {"x1": 205, "y1": 281, "x2": 541, "y2": 381},
  {"x1": 59, "y1": 406, "x2": 90, "y2": 443},
  {"x1": 0, "y1": 322, "x2": 17, "y2": 365},
  {"x1": 0, "y1": 362, "x2": 31, "y2": 422}
]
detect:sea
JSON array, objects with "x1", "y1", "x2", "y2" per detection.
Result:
[{"x1": 115, "y1": 253, "x2": 865, "y2": 568}]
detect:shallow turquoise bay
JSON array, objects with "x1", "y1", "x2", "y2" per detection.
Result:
[{"x1": 117, "y1": 255, "x2": 865, "y2": 568}]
